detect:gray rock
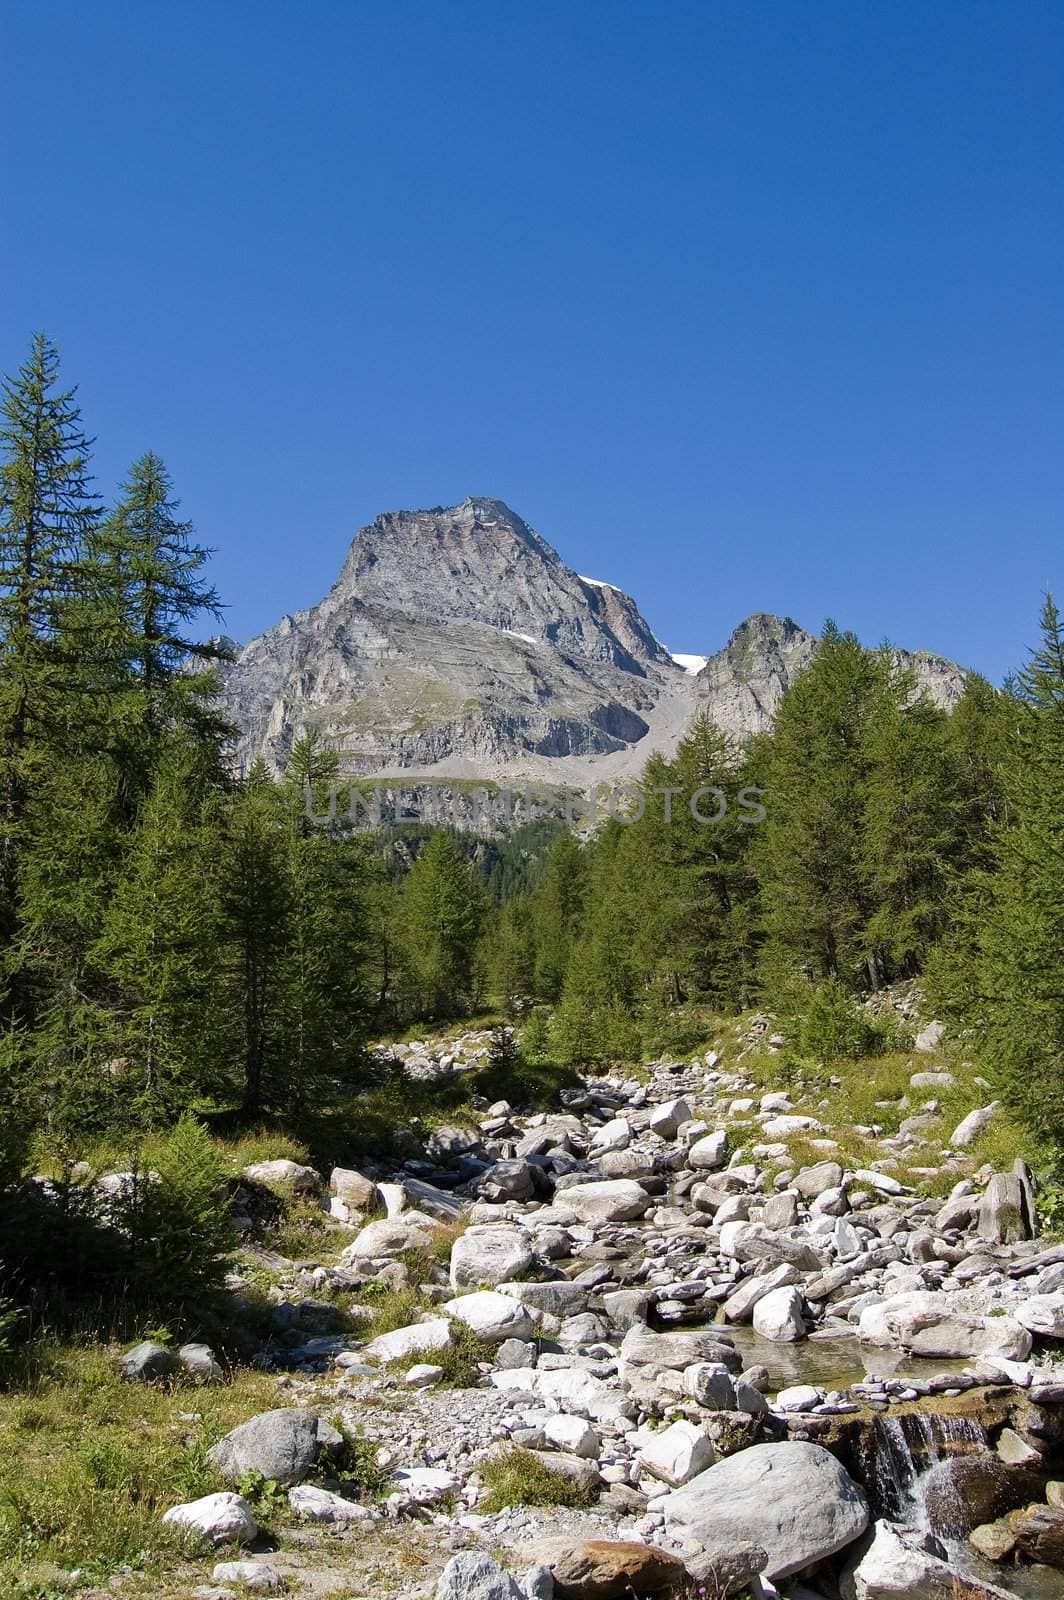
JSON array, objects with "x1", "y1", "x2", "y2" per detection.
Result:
[
  {"x1": 858, "y1": 1291, "x2": 1032, "y2": 1361},
  {"x1": 211, "y1": 1561, "x2": 281, "y2": 1592},
  {"x1": 793, "y1": 1161, "x2": 844, "y2": 1198},
  {"x1": 477, "y1": 1160, "x2": 537, "y2": 1203},
  {"x1": 839, "y1": 1519, "x2": 1008, "y2": 1599},
  {"x1": 450, "y1": 1224, "x2": 534, "y2": 1288},
  {"x1": 721, "y1": 1263, "x2": 800, "y2": 1323},
  {"x1": 363, "y1": 1317, "x2": 455, "y2": 1364},
  {"x1": 751, "y1": 1286, "x2": 806, "y2": 1342},
  {"x1": 178, "y1": 1343, "x2": 223, "y2": 1382},
  {"x1": 556, "y1": 1179, "x2": 652, "y2": 1224},
  {"x1": 688, "y1": 1131, "x2": 730, "y2": 1170},
  {"x1": 978, "y1": 1173, "x2": 1033, "y2": 1243},
  {"x1": 119, "y1": 1340, "x2": 178, "y2": 1382},
  {"x1": 444, "y1": 1290, "x2": 534, "y2": 1343},
  {"x1": 341, "y1": 1211, "x2": 439, "y2": 1260},
  {"x1": 1015, "y1": 1293, "x2": 1064, "y2": 1337},
  {"x1": 208, "y1": 1408, "x2": 320, "y2": 1487},
  {"x1": 427, "y1": 1124, "x2": 480, "y2": 1160},
  {"x1": 620, "y1": 1325, "x2": 741, "y2": 1373},
  {"x1": 661, "y1": 1440, "x2": 868, "y2": 1581},
  {"x1": 520, "y1": 1564, "x2": 554, "y2": 1600},
  {"x1": 685, "y1": 1543, "x2": 768, "y2": 1595},
  {"x1": 435, "y1": 1552, "x2": 524, "y2": 1600},
  {"x1": 242, "y1": 1158, "x2": 320, "y2": 1193},
  {"x1": 648, "y1": 1098, "x2": 692, "y2": 1139},
  {"x1": 950, "y1": 1103, "x2": 998, "y2": 1149},
  {"x1": 287, "y1": 1484, "x2": 370, "y2": 1522}
]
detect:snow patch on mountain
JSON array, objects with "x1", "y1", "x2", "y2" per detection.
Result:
[{"x1": 671, "y1": 652, "x2": 709, "y2": 676}]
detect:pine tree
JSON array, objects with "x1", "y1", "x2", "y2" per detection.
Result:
[
  {"x1": 0, "y1": 335, "x2": 98, "y2": 988},
  {"x1": 486, "y1": 899, "x2": 535, "y2": 1014},
  {"x1": 753, "y1": 624, "x2": 881, "y2": 988},
  {"x1": 858, "y1": 655, "x2": 957, "y2": 983},
  {"x1": 400, "y1": 830, "x2": 486, "y2": 1020},
  {"x1": 91, "y1": 740, "x2": 231, "y2": 1122},
  {"x1": 221, "y1": 763, "x2": 292, "y2": 1118},
  {"x1": 951, "y1": 598, "x2": 1064, "y2": 1143},
  {"x1": 530, "y1": 830, "x2": 586, "y2": 1001},
  {"x1": 91, "y1": 452, "x2": 230, "y2": 812},
  {"x1": 552, "y1": 820, "x2": 642, "y2": 1061}
]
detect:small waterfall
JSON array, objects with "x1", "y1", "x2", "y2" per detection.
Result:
[{"x1": 868, "y1": 1410, "x2": 990, "y2": 1524}]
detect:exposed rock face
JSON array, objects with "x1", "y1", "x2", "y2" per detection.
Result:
[{"x1": 216, "y1": 497, "x2": 968, "y2": 787}]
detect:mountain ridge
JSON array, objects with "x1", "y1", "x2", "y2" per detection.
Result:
[{"x1": 217, "y1": 497, "x2": 969, "y2": 784}]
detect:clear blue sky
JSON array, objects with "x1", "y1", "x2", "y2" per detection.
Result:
[{"x1": 5, "y1": 2, "x2": 1062, "y2": 682}]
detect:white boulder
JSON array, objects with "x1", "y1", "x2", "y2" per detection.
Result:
[
  {"x1": 162, "y1": 1491, "x2": 257, "y2": 1547},
  {"x1": 443, "y1": 1290, "x2": 534, "y2": 1343}
]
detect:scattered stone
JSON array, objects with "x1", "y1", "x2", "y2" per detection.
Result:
[
  {"x1": 436, "y1": 1552, "x2": 523, "y2": 1600},
  {"x1": 648, "y1": 1099, "x2": 691, "y2": 1140},
  {"x1": 950, "y1": 1103, "x2": 999, "y2": 1149},
  {"x1": 211, "y1": 1561, "x2": 281, "y2": 1591},
  {"x1": 363, "y1": 1317, "x2": 455, "y2": 1364},
  {"x1": 287, "y1": 1484, "x2": 370, "y2": 1522},
  {"x1": 751, "y1": 1285, "x2": 806, "y2": 1342},
  {"x1": 162, "y1": 1492, "x2": 257, "y2": 1547},
  {"x1": 405, "y1": 1362, "x2": 444, "y2": 1387},
  {"x1": 635, "y1": 1419, "x2": 714, "y2": 1486},
  {"x1": 444, "y1": 1290, "x2": 534, "y2": 1343},
  {"x1": 342, "y1": 1212, "x2": 439, "y2": 1259},
  {"x1": 178, "y1": 1342, "x2": 223, "y2": 1382},
  {"x1": 687, "y1": 1131, "x2": 729, "y2": 1170},
  {"x1": 529, "y1": 1537, "x2": 686, "y2": 1599},
  {"x1": 559, "y1": 1180, "x2": 653, "y2": 1224}
]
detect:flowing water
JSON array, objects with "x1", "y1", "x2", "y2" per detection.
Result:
[
  {"x1": 719, "y1": 1323, "x2": 974, "y2": 1390},
  {"x1": 711, "y1": 1327, "x2": 1064, "y2": 1598},
  {"x1": 867, "y1": 1411, "x2": 1064, "y2": 1600}
]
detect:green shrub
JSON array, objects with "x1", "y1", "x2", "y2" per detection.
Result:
[
  {"x1": 112, "y1": 1115, "x2": 236, "y2": 1313},
  {"x1": 478, "y1": 1446, "x2": 595, "y2": 1511},
  {"x1": 640, "y1": 1000, "x2": 708, "y2": 1058},
  {"x1": 520, "y1": 1011, "x2": 553, "y2": 1065},
  {"x1": 549, "y1": 1001, "x2": 642, "y2": 1066},
  {"x1": 786, "y1": 979, "x2": 897, "y2": 1062}
]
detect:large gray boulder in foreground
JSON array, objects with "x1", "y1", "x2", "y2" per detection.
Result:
[
  {"x1": 660, "y1": 1440, "x2": 869, "y2": 1580},
  {"x1": 208, "y1": 1407, "x2": 320, "y2": 1486}
]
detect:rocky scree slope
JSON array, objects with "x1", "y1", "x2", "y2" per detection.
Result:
[
  {"x1": 217, "y1": 498, "x2": 968, "y2": 784},
  {"x1": 130, "y1": 1028, "x2": 1064, "y2": 1600}
]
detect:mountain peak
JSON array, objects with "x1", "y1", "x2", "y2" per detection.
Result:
[{"x1": 217, "y1": 499, "x2": 967, "y2": 780}]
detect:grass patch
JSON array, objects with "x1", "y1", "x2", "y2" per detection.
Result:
[
  {"x1": 0, "y1": 1338, "x2": 278, "y2": 1589},
  {"x1": 384, "y1": 1322, "x2": 493, "y2": 1388},
  {"x1": 261, "y1": 1199, "x2": 344, "y2": 1262},
  {"x1": 478, "y1": 1446, "x2": 595, "y2": 1511},
  {"x1": 468, "y1": 1054, "x2": 581, "y2": 1110}
]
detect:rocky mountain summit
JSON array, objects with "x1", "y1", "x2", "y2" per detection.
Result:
[{"x1": 217, "y1": 498, "x2": 968, "y2": 782}]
